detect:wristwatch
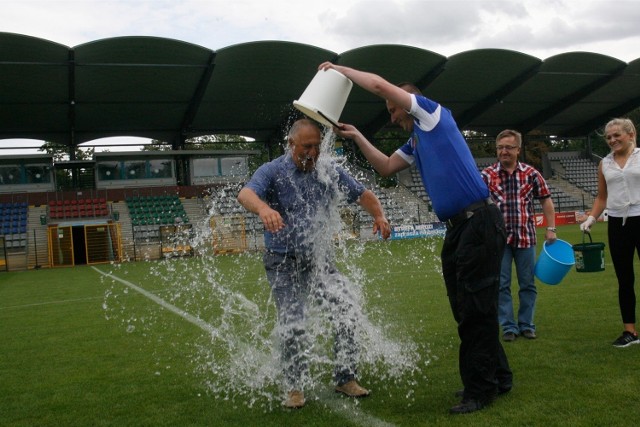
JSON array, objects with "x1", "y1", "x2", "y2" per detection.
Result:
[{"x1": 546, "y1": 227, "x2": 557, "y2": 232}]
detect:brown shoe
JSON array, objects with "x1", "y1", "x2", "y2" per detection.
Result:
[
  {"x1": 503, "y1": 332, "x2": 517, "y2": 342},
  {"x1": 283, "y1": 390, "x2": 305, "y2": 409},
  {"x1": 335, "y1": 380, "x2": 370, "y2": 397}
]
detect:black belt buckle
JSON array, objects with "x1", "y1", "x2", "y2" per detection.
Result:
[
  {"x1": 445, "y1": 198, "x2": 493, "y2": 229},
  {"x1": 446, "y1": 211, "x2": 473, "y2": 229}
]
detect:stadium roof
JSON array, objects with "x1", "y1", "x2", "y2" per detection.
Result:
[{"x1": 1, "y1": 32, "x2": 639, "y2": 150}]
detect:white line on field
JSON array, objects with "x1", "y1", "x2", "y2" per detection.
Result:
[
  {"x1": 92, "y1": 266, "x2": 216, "y2": 335},
  {"x1": 92, "y1": 266, "x2": 397, "y2": 427},
  {"x1": 0, "y1": 296, "x2": 102, "y2": 310}
]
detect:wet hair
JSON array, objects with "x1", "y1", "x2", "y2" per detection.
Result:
[
  {"x1": 397, "y1": 82, "x2": 422, "y2": 95},
  {"x1": 496, "y1": 129, "x2": 522, "y2": 147},
  {"x1": 287, "y1": 118, "x2": 321, "y2": 143},
  {"x1": 604, "y1": 118, "x2": 637, "y2": 146}
]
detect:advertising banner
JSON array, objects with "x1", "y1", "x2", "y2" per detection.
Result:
[
  {"x1": 390, "y1": 222, "x2": 446, "y2": 240},
  {"x1": 535, "y1": 210, "x2": 607, "y2": 228}
]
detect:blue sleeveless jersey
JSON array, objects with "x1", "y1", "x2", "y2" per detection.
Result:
[{"x1": 396, "y1": 95, "x2": 489, "y2": 221}]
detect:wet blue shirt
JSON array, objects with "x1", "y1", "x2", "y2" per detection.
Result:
[
  {"x1": 244, "y1": 153, "x2": 365, "y2": 255},
  {"x1": 395, "y1": 94, "x2": 489, "y2": 221}
]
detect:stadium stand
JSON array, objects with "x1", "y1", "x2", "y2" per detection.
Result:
[
  {"x1": 47, "y1": 198, "x2": 109, "y2": 220},
  {"x1": 126, "y1": 195, "x2": 190, "y2": 246},
  {"x1": 559, "y1": 157, "x2": 599, "y2": 197},
  {"x1": 126, "y1": 195, "x2": 188, "y2": 227},
  {"x1": 0, "y1": 202, "x2": 28, "y2": 249},
  {"x1": 0, "y1": 148, "x2": 602, "y2": 270}
]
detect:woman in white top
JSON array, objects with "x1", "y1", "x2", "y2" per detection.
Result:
[{"x1": 580, "y1": 118, "x2": 640, "y2": 348}]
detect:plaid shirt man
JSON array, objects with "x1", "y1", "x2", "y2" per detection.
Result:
[{"x1": 481, "y1": 161, "x2": 552, "y2": 248}]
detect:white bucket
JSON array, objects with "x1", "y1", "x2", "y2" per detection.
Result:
[{"x1": 293, "y1": 69, "x2": 353, "y2": 128}]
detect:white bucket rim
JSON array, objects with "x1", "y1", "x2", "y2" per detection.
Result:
[
  {"x1": 292, "y1": 100, "x2": 340, "y2": 128},
  {"x1": 293, "y1": 68, "x2": 352, "y2": 128}
]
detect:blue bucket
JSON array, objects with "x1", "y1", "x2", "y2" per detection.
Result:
[{"x1": 534, "y1": 239, "x2": 576, "y2": 285}]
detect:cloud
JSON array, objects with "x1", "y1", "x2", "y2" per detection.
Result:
[
  {"x1": 324, "y1": 0, "x2": 484, "y2": 47},
  {"x1": 1, "y1": 0, "x2": 639, "y2": 60},
  {"x1": 472, "y1": 0, "x2": 640, "y2": 59},
  {"x1": 314, "y1": 0, "x2": 640, "y2": 61}
]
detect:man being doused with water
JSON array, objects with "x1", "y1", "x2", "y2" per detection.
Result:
[{"x1": 237, "y1": 118, "x2": 391, "y2": 408}]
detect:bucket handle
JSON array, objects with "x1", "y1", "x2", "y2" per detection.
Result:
[{"x1": 582, "y1": 232, "x2": 593, "y2": 244}]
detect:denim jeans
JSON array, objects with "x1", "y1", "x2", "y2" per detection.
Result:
[
  {"x1": 263, "y1": 251, "x2": 358, "y2": 390},
  {"x1": 499, "y1": 245, "x2": 537, "y2": 334}
]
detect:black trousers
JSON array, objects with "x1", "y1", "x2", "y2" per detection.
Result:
[
  {"x1": 608, "y1": 215, "x2": 640, "y2": 324},
  {"x1": 441, "y1": 203, "x2": 512, "y2": 401}
]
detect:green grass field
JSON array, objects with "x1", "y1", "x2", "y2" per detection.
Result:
[{"x1": 1, "y1": 225, "x2": 639, "y2": 427}]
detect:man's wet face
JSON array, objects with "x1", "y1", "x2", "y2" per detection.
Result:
[{"x1": 290, "y1": 126, "x2": 322, "y2": 172}]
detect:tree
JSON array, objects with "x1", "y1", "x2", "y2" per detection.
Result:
[
  {"x1": 38, "y1": 142, "x2": 96, "y2": 190},
  {"x1": 144, "y1": 134, "x2": 259, "y2": 151},
  {"x1": 39, "y1": 141, "x2": 94, "y2": 162},
  {"x1": 144, "y1": 134, "x2": 273, "y2": 176},
  {"x1": 586, "y1": 107, "x2": 640, "y2": 157}
]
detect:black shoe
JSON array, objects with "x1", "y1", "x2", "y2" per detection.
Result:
[
  {"x1": 522, "y1": 330, "x2": 537, "y2": 339},
  {"x1": 612, "y1": 331, "x2": 639, "y2": 348},
  {"x1": 450, "y1": 398, "x2": 490, "y2": 414},
  {"x1": 454, "y1": 386, "x2": 511, "y2": 399}
]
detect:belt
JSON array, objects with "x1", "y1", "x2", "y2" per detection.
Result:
[{"x1": 445, "y1": 198, "x2": 494, "y2": 229}]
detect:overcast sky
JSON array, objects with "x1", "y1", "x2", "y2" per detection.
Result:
[{"x1": 3, "y1": 0, "x2": 640, "y2": 152}]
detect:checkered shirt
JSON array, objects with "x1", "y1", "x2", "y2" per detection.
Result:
[{"x1": 481, "y1": 161, "x2": 551, "y2": 248}]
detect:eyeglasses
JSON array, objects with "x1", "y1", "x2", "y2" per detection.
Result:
[{"x1": 496, "y1": 145, "x2": 519, "y2": 151}]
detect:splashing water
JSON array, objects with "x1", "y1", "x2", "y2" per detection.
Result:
[{"x1": 102, "y1": 128, "x2": 434, "y2": 410}]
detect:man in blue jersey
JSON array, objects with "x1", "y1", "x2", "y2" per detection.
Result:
[
  {"x1": 237, "y1": 118, "x2": 391, "y2": 409},
  {"x1": 318, "y1": 63, "x2": 512, "y2": 414}
]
